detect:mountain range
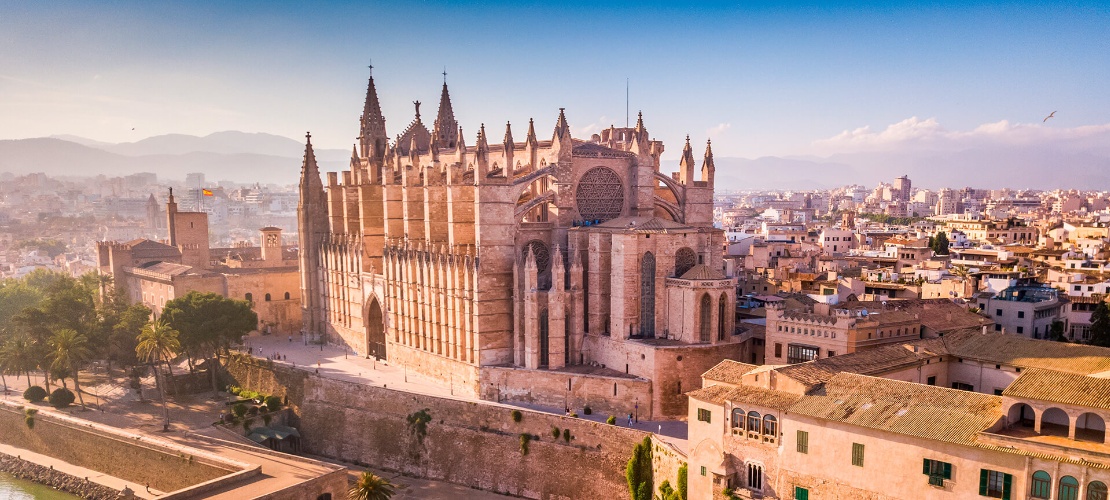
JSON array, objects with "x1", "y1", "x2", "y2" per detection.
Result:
[{"x1": 1, "y1": 131, "x2": 1107, "y2": 190}]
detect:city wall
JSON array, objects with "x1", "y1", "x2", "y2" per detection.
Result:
[
  {"x1": 479, "y1": 365, "x2": 652, "y2": 419},
  {"x1": 0, "y1": 401, "x2": 248, "y2": 494},
  {"x1": 224, "y1": 355, "x2": 649, "y2": 499}
]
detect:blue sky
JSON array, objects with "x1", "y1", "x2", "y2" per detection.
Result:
[{"x1": 2, "y1": 1, "x2": 1107, "y2": 160}]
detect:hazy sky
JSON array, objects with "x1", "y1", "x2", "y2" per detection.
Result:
[{"x1": 2, "y1": 1, "x2": 1108, "y2": 160}]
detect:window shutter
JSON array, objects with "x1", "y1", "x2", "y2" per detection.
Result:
[
  {"x1": 923, "y1": 459, "x2": 931, "y2": 475},
  {"x1": 943, "y1": 462, "x2": 952, "y2": 480},
  {"x1": 979, "y1": 469, "x2": 988, "y2": 496},
  {"x1": 1002, "y1": 473, "x2": 1012, "y2": 500}
]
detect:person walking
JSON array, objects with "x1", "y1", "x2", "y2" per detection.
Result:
[{"x1": 628, "y1": 413, "x2": 633, "y2": 426}]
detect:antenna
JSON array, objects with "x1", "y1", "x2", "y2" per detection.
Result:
[{"x1": 625, "y1": 78, "x2": 629, "y2": 128}]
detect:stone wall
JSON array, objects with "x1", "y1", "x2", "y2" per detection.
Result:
[
  {"x1": 0, "y1": 403, "x2": 235, "y2": 493},
  {"x1": 0, "y1": 453, "x2": 120, "y2": 500},
  {"x1": 224, "y1": 355, "x2": 649, "y2": 499},
  {"x1": 651, "y1": 435, "x2": 688, "y2": 496},
  {"x1": 479, "y1": 365, "x2": 652, "y2": 419}
]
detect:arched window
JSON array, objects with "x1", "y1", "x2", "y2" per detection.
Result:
[
  {"x1": 746, "y1": 411, "x2": 761, "y2": 434},
  {"x1": 717, "y1": 293, "x2": 727, "y2": 341},
  {"x1": 1088, "y1": 481, "x2": 1108, "y2": 500},
  {"x1": 1041, "y1": 407, "x2": 1070, "y2": 436},
  {"x1": 731, "y1": 408, "x2": 745, "y2": 431},
  {"x1": 762, "y1": 415, "x2": 777, "y2": 442},
  {"x1": 699, "y1": 293, "x2": 712, "y2": 343},
  {"x1": 284, "y1": 292, "x2": 290, "y2": 300},
  {"x1": 747, "y1": 463, "x2": 763, "y2": 491},
  {"x1": 1077, "y1": 412, "x2": 1106, "y2": 443},
  {"x1": 1060, "y1": 476, "x2": 1079, "y2": 500},
  {"x1": 1031, "y1": 470, "x2": 1051, "y2": 499},
  {"x1": 675, "y1": 247, "x2": 696, "y2": 277},
  {"x1": 264, "y1": 293, "x2": 271, "y2": 302},
  {"x1": 245, "y1": 293, "x2": 253, "y2": 302},
  {"x1": 640, "y1": 252, "x2": 656, "y2": 338}
]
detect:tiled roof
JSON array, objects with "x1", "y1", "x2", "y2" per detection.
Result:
[
  {"x1": 774, "y1": 336, "x2": 952, "y2": 389},
  {"x1": 687, "y1": 384, "x2": 802, "y2": 412},
  {"x1": 947, "y1": 332, "x2": 1110, "y2": 375},
  {"x1": 680, "y1": 264, "x2": 726, "y2": 280},
  {"x1": 788, "y1": 373, "x2": 1001, "y2": 447},
  {"x1": 702, "y1": 360, "x2": 758, "y2": 386},
  {"x1": 1003, "y1": 369, "x2": 1110, "y2": 409}
]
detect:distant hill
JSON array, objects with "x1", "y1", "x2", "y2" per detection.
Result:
[
  {"x1": 9, "y1": 130, "x2": 1110, "y2": 189},
  {"x1": 2, "y1": 133, "x2": 349, "y2": 184}
]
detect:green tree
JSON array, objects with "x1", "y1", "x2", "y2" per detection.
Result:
[
  {"x1": 1049, "y1": 321, "x2": 1067, "y2": 342},
  {"x1": 48, "y1": 328, "x2": 91, "y2": 409},
  {"x1": 136, "y1": 320, "x2": 181, "y2": 431},
  {"x1": 932, "y1": 231, "x2": 950, "y2": 255},
  {"x1": 162, "y1": 292, "x2": 256, "y2": 393},
  {"x1": 626, "y1": 436, "x2": 653, "y2": 500},
  {"x1": 348, "y1": 471, "x2": 395, "y2": 500},
  {"x1": 1090, "y1": 303, "x2": 1110, "y2": 347},
  {"x1": 1, "y1": 334, "x2": 38, "y2": 387},
  {"x1": 676, "y1": 463, "x2": 688, "y2": 500}
]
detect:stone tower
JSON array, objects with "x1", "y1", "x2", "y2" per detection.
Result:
[{"x1": 297, "y1": 133, "x2": 328, "y2": 335}]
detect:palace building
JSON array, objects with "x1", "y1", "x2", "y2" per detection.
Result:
[{"x1": 297, "y1": 72, "x2": 749, "y2": 417}]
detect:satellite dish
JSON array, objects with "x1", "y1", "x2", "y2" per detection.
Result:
[{"x1": 861, "y1": 308, "x2": 868, "y2": 316}]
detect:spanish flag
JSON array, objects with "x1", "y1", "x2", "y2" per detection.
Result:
[{"x1": 202, "y1": 188, "x2": 214, "y2": 197}]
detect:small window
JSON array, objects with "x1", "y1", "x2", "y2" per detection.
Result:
[
  {"x1": 775, "y1": 343, "x2": 783, "y2": 358},
  {"x1": 927, "y1": 376, "x2": 936, "y2": 386},
  {"x1": 701, "y1": 466, "x2": 706, "y2": 477},
  {"x1": 245, "y1": 292, "x2": 253, "y2": 302},
  {"x1": 1017, "y1": 311, "x2": 1025, "y2": 318},
  {"x1": 797, "y1": 430, "x2": 809, "y2": 454},
  {"x1": 995, "y1": 309, "x2": 1003, "y2": 316},
  {"x1": 851, "y1": 443, "x2": 864, "y2": 467},
  {"x1": 697, "y1": 408, "x2": 711, "y2": 423},
  {"x1": 924, "y1": 458, "x2": 953, "y2": 486},
  {"x1": 1016, "y1": 327, "x2": 1024, "y2": 334},
  {"x1": 827, "y1": 351, "x2": 836, "y2": 357},
  {"x1": 284, "y1": 292, "x2": 290, "y2": 300},
  {"x1": 979, "y1": 469, "x2": 1012, "y2": 498},
  {"x1": 265, "y1": 293, "x2": 271, "y2": 301},
  {"x1": 795, "y1": 486, "x2": 809, "y2": 500},
  {"x1": 952, "y1": 382, "x2": 974, "y2": 391}
]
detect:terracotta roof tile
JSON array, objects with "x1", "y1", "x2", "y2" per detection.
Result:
[
  {"x1": 1003, "y1": 368, "x2": 1110, "y2": 409},
  {"x1": 702, "y1": 360, "x2": 758, "y2": 386}
]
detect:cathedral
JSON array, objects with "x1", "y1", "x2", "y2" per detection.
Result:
[{"x1": 298, "y1": 73, "x2": 743, "y2": 417}]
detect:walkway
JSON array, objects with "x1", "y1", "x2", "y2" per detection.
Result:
[{"x1": 247, "y1": 333, "x2": 689, "y2": 451}]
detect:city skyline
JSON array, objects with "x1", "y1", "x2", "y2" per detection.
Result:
[{"x1": 2, "y1": 1, "x2": 1108, "y2": 164}]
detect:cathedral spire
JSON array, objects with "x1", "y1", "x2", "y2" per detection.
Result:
[
  {"x1": 679, "y1": 134, "x2": 696, "y2": 184},
  {"x1": 359, "y1": 72, "x2": 388, "y2": 160},
  {"x1": 433, "y1": 75, "x2": 458, "y2": 149},
  {"x1": 702, "y1": 138, "x2": 715, "y2": 183},
  {"x1": 503, "y1": 121, "x2": 514, "y2": 146},
  {"x1": 525, "y1": 118, "x2": 537, "y2": 146},
  {"x1": 553, "y1": 108, "x2": 570, "y2": 140}
]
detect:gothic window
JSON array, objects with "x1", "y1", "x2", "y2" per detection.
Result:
[
  {"x1": 640, "y1": 252, "x2": 656, "y2": 338},
  {"x1": 699, "y1": 293, "x2": 712, "y2": 342},
  {"x1": 675, "y1": 247, "x2": 697, "y2": 277},
  {"x1": 718, "y1": 293, "x2": 727, "y2": 340},
  {"x1": 747, "y1": 463, "x2": 763, "y2": 491},
  {"x1": 523, "y1": 240, "x2": 551, "y2": 289},
  {"x1": 575, "y1": 167, "x2": 624, "y2": 222},
  {"x1": 539, "y1": 308, "x2": 549, "y2": 368}
]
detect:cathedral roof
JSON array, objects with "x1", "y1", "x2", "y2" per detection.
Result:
[
  {"x1": 122, "y1": 239, "x2": 182, "y2": 258},
  {"x1": 679, "y1": 264, "x2": 726, "y2": 280},
  {"x1": 572, "y1": 142, "x2": 633, "y2": 158}
]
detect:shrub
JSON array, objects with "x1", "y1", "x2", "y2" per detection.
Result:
[
  {"x1": 607, "y1": 415, "x2": 616, "y2": 425},
  {"x1": 226, "y1": 385, "x2": 241, "y2": 396},
  {"x1": 552, "y1": 426, "x2": 561, "y2": 439},
  {"x1": 583, "y1": 406, "x2": 592, "y2": 415},
  {"x1": 407, "y1": 409, "x2": 432, "y2": 445},
  {"x1": 48, "y1": 388, "x2": 75, "y2": 408},
  {"x1": 246, "y1": 405, "x2": 259, "y2": 416},
  {"x1": 510, "y1": 409, "x2": 522, "y2": 423},
  {"x1": 570, "y1": 412, "x2": 578, "y2": 418},
  {"x1": 23, "y1": 386, "x2": 47, "y2": 403},
  {"x1": 242, "y1": 417, "x2": 254, "y2": 432},
  {"x1": 231, "y1": 403, "x2": 248, "y2": 418},
  {"x1": 24, "y1": 408, "x2": 37, "y2": 429},
  {"x1": 562, "y1": 428, "x2": 571, "y2": 442},
  {"x1": 264, "y1": 395, "x2": 282, "y2": 412},
  {"x1": 519, "y1": 433, "x2": 531, "y2": 455}
]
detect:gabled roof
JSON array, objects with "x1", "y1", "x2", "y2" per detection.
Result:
[{"x1": 702, "y1": 360, "x2": 758, "y2": 386}]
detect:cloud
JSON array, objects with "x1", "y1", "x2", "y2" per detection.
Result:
[
  {"x1": 813, "y1": 116, "x2": 1110, "y2": 155},
  {"x1": 572, "y1": 115, "x2": 611, "y2": 138},
  {"x1": 706, "y1": 122, "x2": 731, "y2": 139}
]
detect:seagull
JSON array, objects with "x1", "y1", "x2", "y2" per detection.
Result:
[{"x1": 1043, "y1": 111, "x2": 1056, "y2": 122}]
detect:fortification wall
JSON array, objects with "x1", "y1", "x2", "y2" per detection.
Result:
[
  {"x1": 480, "y1": 365, "x2": 652, "y2": 419},
  {"x1": 0, "y1": 403, "x2": 236, "y2": 493},
  {"x1": 224, "y1": 355, "x2": 648, "y2": 499}
]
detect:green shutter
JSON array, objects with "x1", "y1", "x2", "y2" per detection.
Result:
[
  {"x1": 923, "y1": 458, "x2": 931, "y2": 475},
  {"x1": 797, "y1": 430, "x2": 808, "y2": 454},
  {"x1": 795, "y1": 486, "x2": 809, "y2": 500},
  {"x1": 1002, "y1": 473, "x2": 1012, "y2": 500},
  {"x1": 852, "y1": 443, "x2": 864, "y2": 467},
  {"x1": 979, "y1": 469, "x2": 988, "y2": 496},
  {"x1": 943, "y1": 462, "x2": 952, "y2": 480}
]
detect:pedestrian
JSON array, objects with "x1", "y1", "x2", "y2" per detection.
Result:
[
  {"x1": 288, "y1": 335, "x2": 292, "y2": 343},
  {"x1": 658, "y1": 424, "x2": 662, "y2": 434},
  {"x1": 628, "y1": 413, "x2": 633, "y2": 426}
]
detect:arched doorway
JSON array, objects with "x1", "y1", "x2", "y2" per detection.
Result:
[
  {"x1": 1041, "y1": 407, "x2": 1070, "y2": 437},
  {"x1": 1077, "y1": 412, "x2": 1106, "y2": 442},
  {"x1": 365, "y1": 298, "x2": 386, "y2": 360},
  {"x1": 1009, "y1": 403, "x2": 1035, "y2": 428}
]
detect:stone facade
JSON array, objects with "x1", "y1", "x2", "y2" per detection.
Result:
[{"x1": 298, "y1": 72, "x2": 741, "y2": 417}]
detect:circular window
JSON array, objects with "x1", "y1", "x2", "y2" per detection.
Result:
[{"x1": 575, "y1": 167, "x2": 624, "y2": 222}]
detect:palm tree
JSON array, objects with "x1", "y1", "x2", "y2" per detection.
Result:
[
  {"x1": 348, "y1": 471, "x2": 395, "y2": 500},
  {"x1": 136, "y1": 320, "x2": 181, "y2": 431},
  {"x1": 48, "y1": 328, "x2": 91, "y2": 409},
  {"x1": 1, "y1": 335, "x2": 38, "y2": 388}
]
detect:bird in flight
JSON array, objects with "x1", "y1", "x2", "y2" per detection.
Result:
[{"x1": 1043, "y1": 111, "x2": 1056, "y2": 122}]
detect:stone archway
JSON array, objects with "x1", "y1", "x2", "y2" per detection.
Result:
[{"x1": 365, "y1": 298, "x2": 386, "y2": 360}]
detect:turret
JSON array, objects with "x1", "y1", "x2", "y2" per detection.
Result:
[
  {"x1": 701, "y1": 138, "x2": 715, "y2": 185},
  {"x1": 551, "y1": 108, "x2": 573, "y2": 160},
  {"x1": 503, "y1": 121, "x2": 514, "y2": 171},
  {"x1": 678, "y1": 135, "x2": 696, "y2": 185},
  {"x1": 166, "y1": 188, "x2": 178, "y2": 246}
]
